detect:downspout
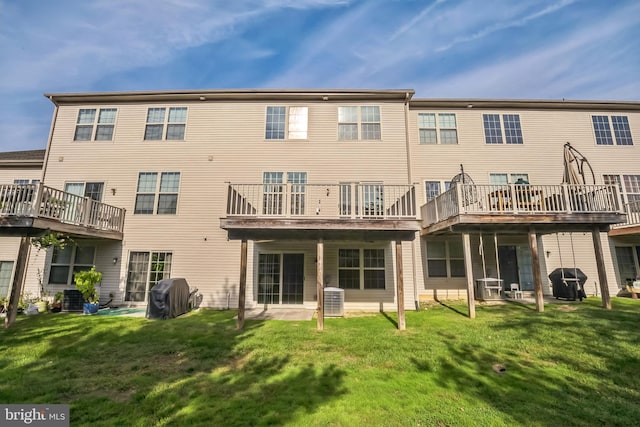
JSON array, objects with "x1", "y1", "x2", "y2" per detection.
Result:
[
  {"x1": 404, "y1": 92, "x2": 420, "y2": 310},
  {"x1": 41, "y1": 96, "x2": 59, "y2": 182}
]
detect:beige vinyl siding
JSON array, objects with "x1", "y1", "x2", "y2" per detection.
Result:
[
  {"x1": 40, "y1": 99, "x2": 411, "y2": 308},
  {"x1": 410, "y1": 107, "x2": 640, "y2": 299}
]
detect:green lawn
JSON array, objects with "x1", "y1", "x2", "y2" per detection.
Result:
[{"x1": 2, "y1": 299, "x2": 640, "y2": 426}]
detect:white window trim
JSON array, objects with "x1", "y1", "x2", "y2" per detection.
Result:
[
  {"x1": 591, "y1": 114, "x2": 634, "y2": 146},
  {"x1": 144, "y1": 107, "x2": 188, "y2": 141},
  {"x1": 264, "y1": 106, "x2": 309, "y2": 141},
  {"x1": 337, "y1": 247, "x2": 387, "y2": 290},
  {"x1": 488, "y1": 172, "x2": 530, "y2": 185},
  {"x1": 74, "y1": 107, "x2": 118, "y2": 142},
  {"x1": 425, "y1": 239, "x2": 465, "y2": 279},
  {"x1": 424, "y1": 179, "x2": 453, "y2": 202},
  {"x1": 47, "y1": 245, "x2": 96, "y2": 286},
  {"x1": 483, "y1": 113, "x2": 524, "y2": 145},
  {"x1": 418, "y1": 113, "x2": 458, "y2": 145},
  {"x1": 124, "y1": 250, "x2": 173, "y2": 303},
  {"x1": 134, "y1": 171, "x2": 181, "y2": 215},
  {"x1": 338, "y1": 105, "x2": 382, "y2": 141}
]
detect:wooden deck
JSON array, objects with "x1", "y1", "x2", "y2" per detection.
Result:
[
  {"x1": 421, "y1": 183, "x2": 625, "y2": 235},
  {"x1": 222, "y1": 183, "x2": 419, "y2": 241},
  {"x1": 609, "y1": 200, "x2": 640, "y2": 237},
  {"x1": 0, "y1": 183, "x2": 125, "y2": 240}
]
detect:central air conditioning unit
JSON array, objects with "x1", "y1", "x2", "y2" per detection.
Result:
[{"x1": 324, "y1": 287, "x2": 344, "y2": 317}]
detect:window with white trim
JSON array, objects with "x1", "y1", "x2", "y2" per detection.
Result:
[
  {"x1": 418, "y1": 113, "x2": 458, "y2": 144},
  {"x1": 614, "y1": 246, "x2": 639, "y2": 284},
  {"x1": 338, "y1": 248, "x2": 385, "y2": 290},
  {"x1": 0, "y1": 261, "x2": 14, "y2": 298},
  {"x1": 48, "y1": 245, "x2": 96, "y2": 285},
  {"x1": 134, "y1": 172, "x2": 180, "y2": 215},
  {"x1": 262, "y1": 172, "x2": 307, "y2": 215},
  {"x1": 65, "y1": 182, "x2": 104, "y2": 201},
  {"x1": 74, "y1": 108, "x2": 117, "y2": 141},
  {"x1": 593, "y1": 115, "x2": 633, "y2": 145},
  {"x1": 13, "y1": 179, "x2": 40, "y2": 185},
  {"x1": 144, "y1": 107, "x2": 187, "y2": 140},
  {"x1": 489, "y1": 173, "x2": 529, "y2": 185},
  {"x1": 605, "y1": 174, "x2": 640, "y2": 206},
  {"x1": 426, "y1": 239, "x2": 465, "y2": 278},
  {"x1": 338, "y1": 106, "x2": 381, "y2": 141},
  {"x1": 125, "y1": 251, "x2": 172, "y2": 302},
  {"x1": 425, "y1": 180, "x2": 452, "y2": 202},
  {"x1": 265, "y1": 106, "x2": 308, "y2": 140},
  {"x1": 483, "y1": 114, "x2": 523, "y2": 144}
]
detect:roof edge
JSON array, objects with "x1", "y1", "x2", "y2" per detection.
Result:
[
  {"x1": 45, "y1": 89, "x2": 416, "y2": 105},
  {"x1": 410, "y1": 98, "x2": 640, "y2": 111}
]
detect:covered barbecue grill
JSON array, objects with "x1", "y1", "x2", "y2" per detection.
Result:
[
  {"x1": 549, "y1": 268, "x2": 587, "y2": 301},
  {"x1": 146, "y1": 278, "x2": 191, "y2": 319}
]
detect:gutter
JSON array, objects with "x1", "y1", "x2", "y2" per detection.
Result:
[{"x1": 403, "y1": 91, "x2": 420, "y2": 311}]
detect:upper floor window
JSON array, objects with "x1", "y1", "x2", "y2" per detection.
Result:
[
  {"x1": 425, "y1": 180, "x2": 452, "y2": 202},
  {"x1": 265, "y1": 106, "x2": 308, "y2": 140},
  {"x1": 144, "y1": 107, "x2": 187, "y2": 141},
  {"x1": 338, "y1": 106, "x2": 381, "y2": 141},
  {"x1": 593, "y1": 115, "x2": 633, "y2": 145},
  {"x1": 418, "y1": 113, "x2": 458, "y2": 144},
  {"x1": 65, "y1": 182, "x2": 104, "y2": 201},
  {"x1": 338, "y1": 248, "x2": 386, "y2": 290},
  {"x1": 134, "y1": 172, "x2": 181, "y2": 214},
  {"x1": 13, "y1": 179, "x2": 39, "y2": 185},
  {"x1": 483, "y1": 114, "x2": 523, "y2": 144},
  {"x1": 74, "y1": 108, "x2": 117, "y2": 141}
]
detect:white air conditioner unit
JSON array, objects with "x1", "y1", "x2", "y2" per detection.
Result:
[{"x1": 324, "y1": 287, "x2": 344, "y2": 317}]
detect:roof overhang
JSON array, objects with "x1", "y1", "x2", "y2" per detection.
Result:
[
  {"x1": 410, "y1": 98, "x2": 640, "y2": 111},
  {"x1": 45, "y1": 89, "x2": 415, "y2": 105}
]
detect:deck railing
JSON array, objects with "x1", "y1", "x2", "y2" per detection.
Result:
[
  {"x1": 422, "y1": 183, "x2": 622, "y2": 226},
  {"x1": 0, "y1": 183, "x2": 125, "y2": 232},
  {"x1": 227, "y1": 183, "x2": 417, "y2": 219},
  {"x1": 611, "y1": 200, "x2": 640, "y2": 229}
]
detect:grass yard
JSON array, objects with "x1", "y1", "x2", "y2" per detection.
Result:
[{"x1": 1, "y1": 298, "x2": 640, "y2": 426}]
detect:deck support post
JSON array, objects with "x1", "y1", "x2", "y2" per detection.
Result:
[
  {"x1": 528, "y1": 227, "x2": 544, "y2": 313},
  {"x1": 237, "y1": 240, "x2": 248, "y2": 329},
  {"x1": 4, "y1": 237, "x2": 30, "y2": 329},
  {"x1": 395, "y1": 241, "x2": 406, "y2": 330},
  {"x1": 462, "y1": 233, "x2": 476, "y2": 319},
  {"x1": 317, "y1": 239, "x2": 324, "y2": 331},
  {"x1": 592, "y1": 227, "x2": 611, "y2": 309}
]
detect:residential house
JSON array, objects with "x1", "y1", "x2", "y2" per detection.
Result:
[{"x1": 1, "y1": 90, "x2": 638, "y2": 327}]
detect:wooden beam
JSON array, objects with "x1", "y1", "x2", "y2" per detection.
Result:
[
  {"x1": 4, "y1": 236, "x2": 30, "y2": 328},
  {"x1": 395, "y1": 241, "x2": 406, "y2": 330},
  {"x1": 592, "y1": 228, "x2": 611, "y2": 310},
  {"x1": 316, "y1": 239, "x2": 324, "y2": 332},
  {"x1": 528, "y1": 228, "x2": 544, "y2": 313},
  {"x1": 462, "y1": 233, "x2": 476, "y2": 319},
  {"x1": 237, "y1": 240, "x2": 248, "y2": 329}
]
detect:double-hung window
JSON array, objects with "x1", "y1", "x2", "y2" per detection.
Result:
[
  {"x1": 489, "y1": 173, "x2": 529, "y2": 185},
  {"x1": 483, "y1": 114, "x2": 523, "y2": 144},
  {"x1": 425, "y1": 180, "x2": 452, "y2": 202},
  {"x1": 144, "y1": 107, "x2": 187, "y2": 140},
  {"x1": 125, "y1": 251, "x2": 172, "y2": 302},
  {"x1": 604, "y1": 174, "x2": 640, "y2": 205},
  {"x1": 338, "y1": 106, "x2": 381, "y2": 141},
  {"x1": 338, "y1": 248, "x2": 386, "y2": 290},
  {"x1": 265, "y1": 106, "x2": 308, "y2": 140},
  {"x1": 592, "y1": 115, "x2": 633, "y2": 145},
  {"x1": 426, "y1": 239, "x2": 465, "y2": 278},
  {"x1": 134, "y1": 172, "x2": 180, "y2": 215},
  {"x1": 48, "y1": 245, "x2": 96, "y2": 285},
  {"x1": 418, "y1": 113, "x2": 458, "y2": 144},
  {"x1": 74, "y1": 108, "x2": 117, "y2": 141}
]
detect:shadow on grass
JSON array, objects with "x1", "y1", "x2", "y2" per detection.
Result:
[
  {"x1": 0, "y1": 310, "x2": 346, "y2": 426},
  {"x1": 380, "y1": 311, "x2": 398, "y2": 328},
  {"x1": 434, "y1": 299, "x2": 468, "y2": 317},
  {"x1": 411, "y1": 298, "x2": 640, "y2": 426}
]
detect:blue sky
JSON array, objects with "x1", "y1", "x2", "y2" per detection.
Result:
[{"x1": 1, "y1": 0, "x2": 639, "y2": 152}]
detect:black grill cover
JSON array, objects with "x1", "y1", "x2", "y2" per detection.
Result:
[
  {"x1": 146, "y1": 278, "x2": 191, "y2": 320},
  {"x1": 549, "y1": 268, "x2": 587, "y2": 300}
]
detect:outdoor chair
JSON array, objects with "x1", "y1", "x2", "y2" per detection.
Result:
[{"x1": 509, "y1": 283, "x2": 523, "y2": 299}]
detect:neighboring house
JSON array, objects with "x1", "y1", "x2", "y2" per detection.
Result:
[
  {"x1": 1, "y1": 90, "x2": 639, "y2": 324},
  {"x1": 0, "y1": 149, "x2": 45, "y2": 300}
]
